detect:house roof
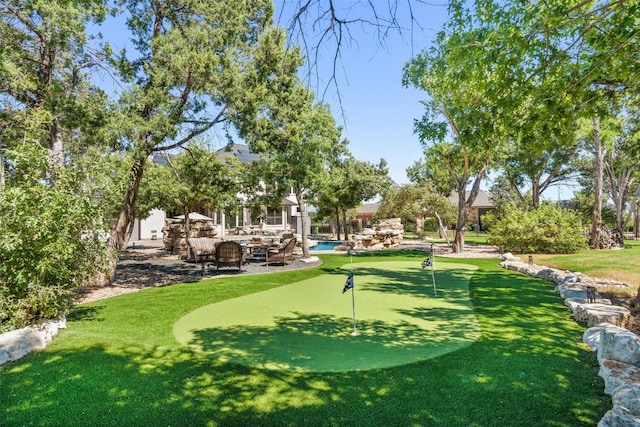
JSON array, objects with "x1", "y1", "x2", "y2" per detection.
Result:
[
  {"x1": 281, "y1": 195, "x2": 298, "y2": 206},
  {"x1": 357, "y1": 202, "x2": 379, "y2": 215},
  {"x1": 216, "y1": 143, "x2": 261, "y2": 163},
  {"x1": 448, "y1": 190, "x2": 494, "y2": 208}
]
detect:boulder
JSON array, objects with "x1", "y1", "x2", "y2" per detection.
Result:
[
  {"x1": 598, "y1": 325, "x2": 640, "y2": 366},
  {"x1": 598, "y1": 406, "x2": 640, "y2": 427},
  {"x1": 574, "y1": 304, "x2": 630, "y2": 328},
  {"x1": 599, "y1": 359, "x2": 640, "y2": 419},
  {"x1": 500, "y1": 252, "x2": 521, "y2": 262},
  {"x1": 0, "y1": 317, "x2": 67, "y2": 366},
  {"x1": 584, "y1": 326, "x2": 605, "y2": 351}
]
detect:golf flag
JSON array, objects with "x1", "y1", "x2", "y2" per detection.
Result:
[
  {"x1": 342, "y1": 273, "x2": 354, "y2": 294},
  {"x1": 422, "y1": 257, "x2": 432, "y2": 269}
]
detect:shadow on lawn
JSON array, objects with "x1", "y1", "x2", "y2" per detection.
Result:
[
  {"x1": 1, "y1": 260, "x2": 609, "y2": 426},
  {"x1": 66, "y1": 305, "x2": 106, "y2": 322},
  {"x1": 1, "y1": 324, "x2": 606, "y2": 427},
  {"x1": 328, "y1": 264, "x2": 475, "y2": 300},
  {"x1": 186, "y1": 308, "x2": 478, "y2": 372}
]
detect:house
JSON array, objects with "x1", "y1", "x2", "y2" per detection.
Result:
[
  {"x1": 448, "y1": 190, "x2": 495, "y2": 231},
  {"x1": 355, "y1": 202, "x2": 379, "y2": 228},
  {"x1": 131, "y1": 144, "x2": 310, "y2": 241}
]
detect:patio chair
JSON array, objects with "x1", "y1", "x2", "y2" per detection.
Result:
[
  {"x1": 266, "y1": 237, "x2": 297, "y2": 266},
  {"x1": 215, "y1": 240, "x2": 243, "y2": 272},
  {"x1": 187, "y1": 237, "x2": 218, "y2": 275}
]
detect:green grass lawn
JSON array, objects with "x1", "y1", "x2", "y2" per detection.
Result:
[
  {"x1": 173, "y1": 261, "x2": 481, "y2": 372},
  {"x1": 528, "y1": 240, "x2": 640, "y2": 293},
  {"x1": 0, "y1": 251, "x2": 609, "y2": 426}
]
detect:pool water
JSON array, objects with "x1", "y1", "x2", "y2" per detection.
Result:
[{"x1": 313, "y1": 241, "x2": 343, "y2": 251}]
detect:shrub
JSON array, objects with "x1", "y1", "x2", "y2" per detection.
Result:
[
  {"x1": 0, "y1": 143, "x2": 107, "y2": 332},
  {"x1": 487, "y1": 203, "x2": 587, "y2": 254}
]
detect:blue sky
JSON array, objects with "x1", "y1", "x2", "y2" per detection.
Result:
[
  {"x1": 270, "y1": 2, "x2": 579, "y2": 200},
  {"x1": 93, "y1": 2, "x2": 450, "y2": 185},
  {"x1": 273, "y1": 1, "x2": 451, "y2": 185},
  {"x1": 91, "y1": 2, "x2": 580, "y2": 200}
]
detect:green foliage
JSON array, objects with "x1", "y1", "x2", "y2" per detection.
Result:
[
  {"x1": 312, "y1": 151, "x2": 392, "y2": 235},
  {"x1": 567, "y1": 190, "x2": 618, "y2": 230},
  {"x1": 0, "y1": 0, "x2": 110, "y2": 153},
  {"x1": 487, "y1": 203, "x2": 587, "y2": 254},
  {"x1": 377, "y1": 183, "x2": 456, "y2": 227},
  {"x1": 0, "y1": 143, "x2": 107, "y2": 332},
  {"x1": 141, "y1": 143, "x2": 242, "y2": 216}
]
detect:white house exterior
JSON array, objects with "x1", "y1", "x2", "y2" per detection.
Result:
[
  {"x1": 131, "y1": 208, "x2": 166, "y2": 240},
  {"x1": 135, "y1": 144, "x2": 311, "y2": 240}
]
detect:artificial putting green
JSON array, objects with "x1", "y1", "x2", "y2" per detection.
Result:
[{"x1": 173, "y1": 261, "x2": 481, "y2": 372}]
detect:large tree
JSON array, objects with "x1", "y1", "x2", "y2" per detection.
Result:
[
  {"x1": 102, "y1": 1, "x2": 302, "y2": 283},
  {"x1": 314, "y1": 154, "x2": 391, "y2": 240},
  {"x1": 0, "y1": 0, "x2": 110, "y2": 167},
  {"x1": 0, "y1": 1, "x2": 114, "y2": 328},
  {"x1": 144, "y1": 144, "x2": 242, "y2": 240},
  {"x1": 406, "y1": 0, "x2": 639, "y2": 251},
  {"x1": 403, "y1": 24, "x2": 506, "y2": 252},
  {"x1": 377, "y1": 183, "x2": 455, "y2": 239},
  {"x1": 242, "y1": 81, "x2": 342, "y2": 258}
]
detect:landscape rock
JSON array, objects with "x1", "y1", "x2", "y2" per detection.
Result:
[
  {"x1": 352, "y1": 218, "x2": 404, "y2": 251},
  {"x1": 580, "y1": 324, "x2": 640, "y2": 426},
  {"x1": 500, "y1": 252, "x2": 521, "y2": 262},
  {"x1": 598, "y1": 406, "x2": 640, "y2": 427},
  {"x1": 574, "y1": 304, "x2": 630, "y2": 328},
  {"x1": 502, "y1": 262, "x2": 638, "y2": 427},
  {"x1": 598, "y1": 325, "x2": 640, "y2": 365},
  {"x1": 0, "y1": 316, "x2": 67, "y2": 366}
]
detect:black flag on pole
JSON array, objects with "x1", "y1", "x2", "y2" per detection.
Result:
[
  {"x1": 342, "y1": 273, "x2": 354, "y2": 293},
  {"x1": 421, "y1": 257, "x2": 432, "y2": 269}
]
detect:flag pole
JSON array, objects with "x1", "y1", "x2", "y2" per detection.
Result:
[
  {"x1": 430, "y1": 244, "x2": 438, "y2": 296},
  {"x1": 350, "y1": 284, "x2": 359, "y2": 336},
  {"x1": 346, "y1": 250, "x2": 359, "y2": 336}
]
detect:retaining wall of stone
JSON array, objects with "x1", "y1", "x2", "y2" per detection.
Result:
[
  {"x1": 501, "y1": 254, "x2": 639, "y2": 426},
  {"x1": 0, "y1": 317, "x2": 67, "y2": 366}
]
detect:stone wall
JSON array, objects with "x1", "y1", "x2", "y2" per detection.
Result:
[
  {"x1": 584, "y1": 324, "x2": 640, "y2": 427},
  {"x1": 162, "y1": 218, "x2": 217, "y2": 254},
  {"x1": 500, "y1": 254, "x2": 639, "y2": 426},
  {"x1": 350, "y1": 218, "x2": 404, "y2": 251},
  {"x1": 0, "y1": 317, "x2": 67, "y2": 366}
]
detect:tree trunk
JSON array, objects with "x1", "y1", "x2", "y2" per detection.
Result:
[
  {"x1": 183, "y1": 205, "x2": 191, "y2": 245},
  {"x1": 102, "y1": 148, "x2": 149, "y2": 285},
  {"x1": 341, "y1": 208, "x2": 349, "y2": 241},
  {"x1": 632, "y1": 286, "x2": 640, "y2": 308},
  {"x1": 417, "y1": 212, "x2": 425, "y2": 233},
  {"x1": 452, "y1": 187, "x2": 467, "y2": 253},
  {"x1": 451, "y1": 166, "x2": 486, "y2": 253},
  {"x1": 47, "y1": 123, "x2": 65, "y2": 168},
  {"x1": 334, "y1": 209, "x2": 341, "y2": 240},
  {"x1": 435, "y1": 211, "x2": 450, "y2": 245},
  {"x1": 295, "y1": 189, "x2": 310, "y2": 258},
  {"x1": 531, "y1": 178, "x2": 540, "y2": 209},
  {"x1": 591, "y1": 117, "x2": 603, "y2": 249},
  {"x1": 0, "y1": 141, "x2": 5, "y2": 188}
]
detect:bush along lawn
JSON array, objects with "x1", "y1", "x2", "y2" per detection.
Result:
[{"x1": 0, "y1": 253, "x2": 609, "y2": 426}]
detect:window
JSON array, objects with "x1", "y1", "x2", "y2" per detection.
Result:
[{"x1": 265, "y1": 207, "x2": 282, "y2": 225}]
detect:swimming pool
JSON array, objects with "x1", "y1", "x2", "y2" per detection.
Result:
[{"x1": 313, "y1": 241, "x2": 343, "y2": 251}]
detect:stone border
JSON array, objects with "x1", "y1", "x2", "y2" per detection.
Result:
[
  {"x1": 0, "y1": 317, "x2": 66, "y2": 366},
  {"x1": 500, "y1": 254, "x2": 639, "y2": 427}
]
